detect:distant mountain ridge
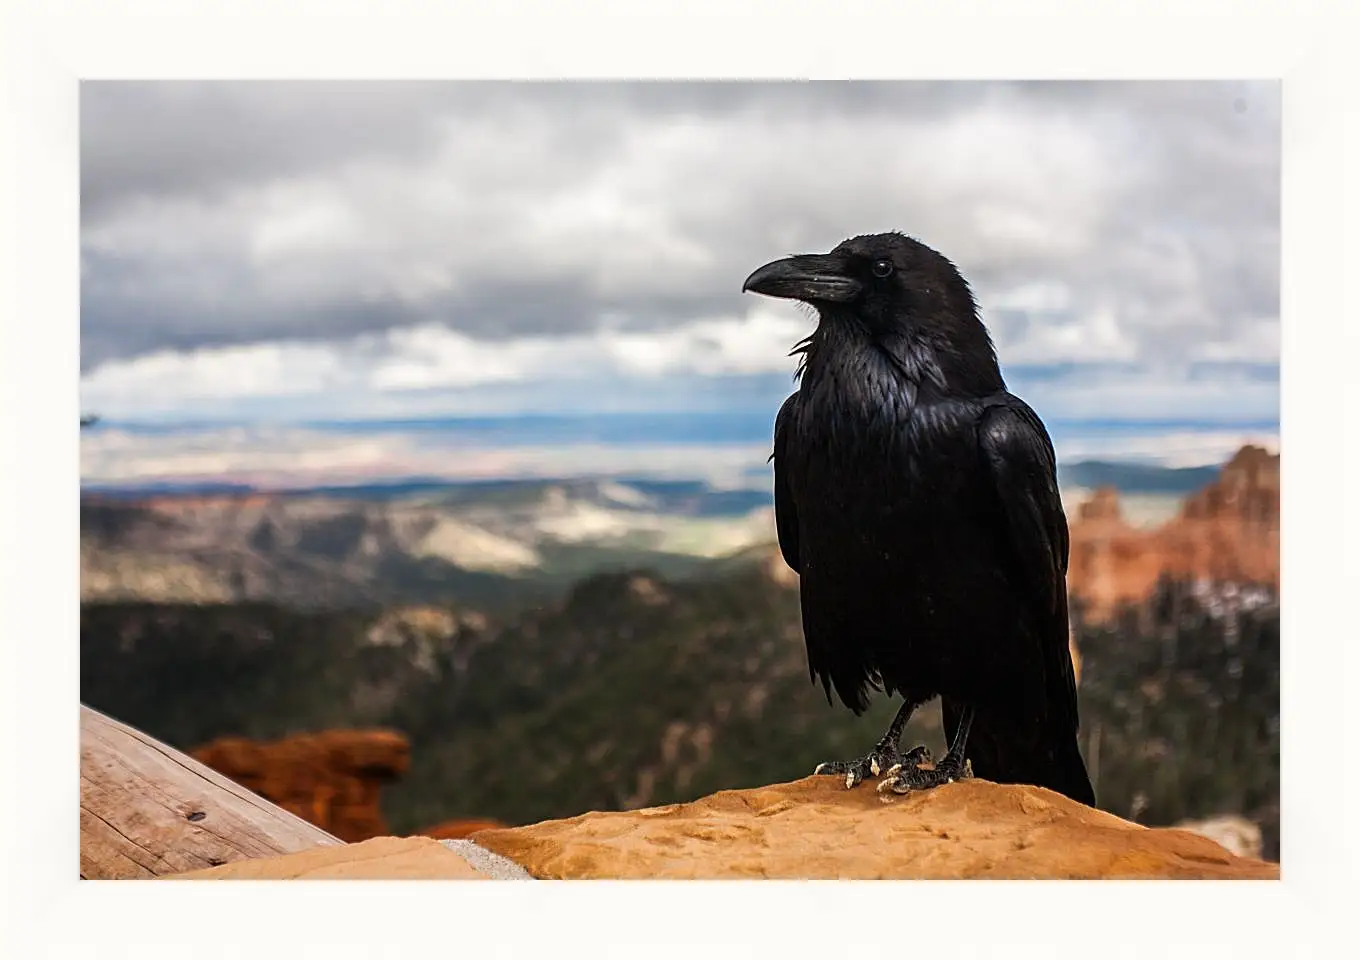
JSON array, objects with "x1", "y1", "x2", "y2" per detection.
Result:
[
  {"x1": 80, "y1": 477, "x2": 779, "y2": 610},
  {"x1": 82, "y1": 475, "x2": 775, "y2": 510},
  {"x1": 1057, "y1": 460, "x2": 1220, "y2": 495},
  {"x1": 80, "y1": 451, "x2": 1265, "y2": 611}
]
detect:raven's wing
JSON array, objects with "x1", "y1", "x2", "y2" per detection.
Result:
[
  {"x1": 771, "y1": 394, "x2": 801, "y2": 575},
  {"x1": 977, "y1": 398, "x2": 1077, "y2": 732}
]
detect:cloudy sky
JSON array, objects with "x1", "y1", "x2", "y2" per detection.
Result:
[{"x1": 79, "y1": 80, "x2": 1280, "y2": 487}]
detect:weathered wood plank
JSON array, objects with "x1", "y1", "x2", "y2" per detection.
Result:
[{"x1": 80, "y1": 704, "x2": 342, "y2": 879}]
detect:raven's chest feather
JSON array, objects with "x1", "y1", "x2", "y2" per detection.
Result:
[{"x1": 788, "y1": 372, "x2": 977, "y2": 508}]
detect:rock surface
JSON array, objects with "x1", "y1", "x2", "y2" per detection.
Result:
[
  {"x1": 470, "y1": 775, "x2": 1279, "y2": 880},
  {"x1": 166, "y1": 836, "x2": 487, "y2": 880},
  {"x1": 191, "y1": 729, "x2": 410, "y2": 842}
]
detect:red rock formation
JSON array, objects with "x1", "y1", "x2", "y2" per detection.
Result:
[
  {"x1": 1163, "y1": 444, "x2": 1280, "y2": 586},
  {"x1": 191, "y1": 729, "x2": 410, "y2": 842},
  {"x1": 1066, "y1": 445, "x2": 1280, "y2": 620},
  {"x1": 1067, "y1": 486, "x2": 1174, "y2": 618}
]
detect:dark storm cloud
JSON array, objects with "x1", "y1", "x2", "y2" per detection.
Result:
[{"x1": 81, "y1": 80, "x2": 1279, "y2": 371}]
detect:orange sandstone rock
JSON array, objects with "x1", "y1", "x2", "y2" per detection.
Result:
[
  {"x1": 191, "y1": 729, "x2": 410, "y2": 842},
  {"x1": 166, "y1": 836, "x2": 486, "y2": 880},
  {"x1": 470, "y1": 776, "x2": 1279, "y2": 880}
]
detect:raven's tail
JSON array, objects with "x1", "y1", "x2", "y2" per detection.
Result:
[
  {"x1": 1039, "y1": 732, "x2": 1096, "y2": 808},
  {"x1": 941, "y1": 698, "x2": 1095, "y2": 807}
]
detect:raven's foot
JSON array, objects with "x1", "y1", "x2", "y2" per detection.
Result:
[
  {"x1": 815, "y1": 744, "x2": 933, "y2": 789},
  {"x1": 876, "y1": 754, "x2": 974, "y2": 795}
]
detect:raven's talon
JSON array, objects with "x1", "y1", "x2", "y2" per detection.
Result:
[
  {"x1": 877, "y1": 771, "x2": 929, "y2": 795},
  {"x1": 876, "y1": 755, "x2": 971, "y2": 795},
  {"x1": 812, "y1": 741, "x2": 933, "y2": 790},
  {"x1": 811, "y1": 755, "x2": 882, "y2": 788},
  {"x1": 876, "y1": 773, "x2": 912, "y2": 795},
  {"x1": 811, "y1": 758, "x2": 870, "y2": 787}
]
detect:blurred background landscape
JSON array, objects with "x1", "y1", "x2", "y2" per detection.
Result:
[{"x1": 79, "y1": 80, "x2": 1280, "y2": 861}]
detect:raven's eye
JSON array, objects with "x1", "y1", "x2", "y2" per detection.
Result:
[{"x1": 871, "y1": 259, "x2": 894, "y2": 278}]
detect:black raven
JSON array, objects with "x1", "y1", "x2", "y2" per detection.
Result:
[{"x1": 743, "y1": 232, "x2": 1095, "y2": 806}]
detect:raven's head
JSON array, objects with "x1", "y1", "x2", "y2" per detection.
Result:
[
  {"x1": 742, "y1": 232, "x2": 980, "y2": 336},
  {"x1": 742, "y1": 232, "x2": 1002, "y2": 395}
]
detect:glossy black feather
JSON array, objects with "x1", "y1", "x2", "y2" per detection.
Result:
[{"x1": 771, "y1": 394, "x2": 801, "y2": 577}]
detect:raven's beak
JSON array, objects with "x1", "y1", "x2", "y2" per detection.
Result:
[{"x1": 741, "y1": 254, "x2": 861, "y2": 304}]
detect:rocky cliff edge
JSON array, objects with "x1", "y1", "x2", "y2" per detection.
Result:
[{"x1": 168, "y1": 775, "x2": 1279, "y2": 880}]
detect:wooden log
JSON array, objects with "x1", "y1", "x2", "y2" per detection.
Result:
[{"x1": 80, "y1": 704, "x2": 342, "y2": 879}]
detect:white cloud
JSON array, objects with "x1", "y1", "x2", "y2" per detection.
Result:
[
  {"x1": 1195, "y1": 316, "x2": 1281, "y2": 363},
  {"x1": 79, "y1": 341, "x2": 353, "y2": 402},
  {"x1": 80, "y1": 305, "x2": 815, "y2": 416},
  {"x1": 997, "y1": 303, "x2": 1140, "y2": 365},
  {"x1": 79, "y1": 312, "x2": 1279, "y2": 428},
  {"x1": 1053, "y1": 431, "x2": 1279, "y2": 469},
  {"x1": 249, "y1": 183, "x2": 363, "y2": 264}
]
